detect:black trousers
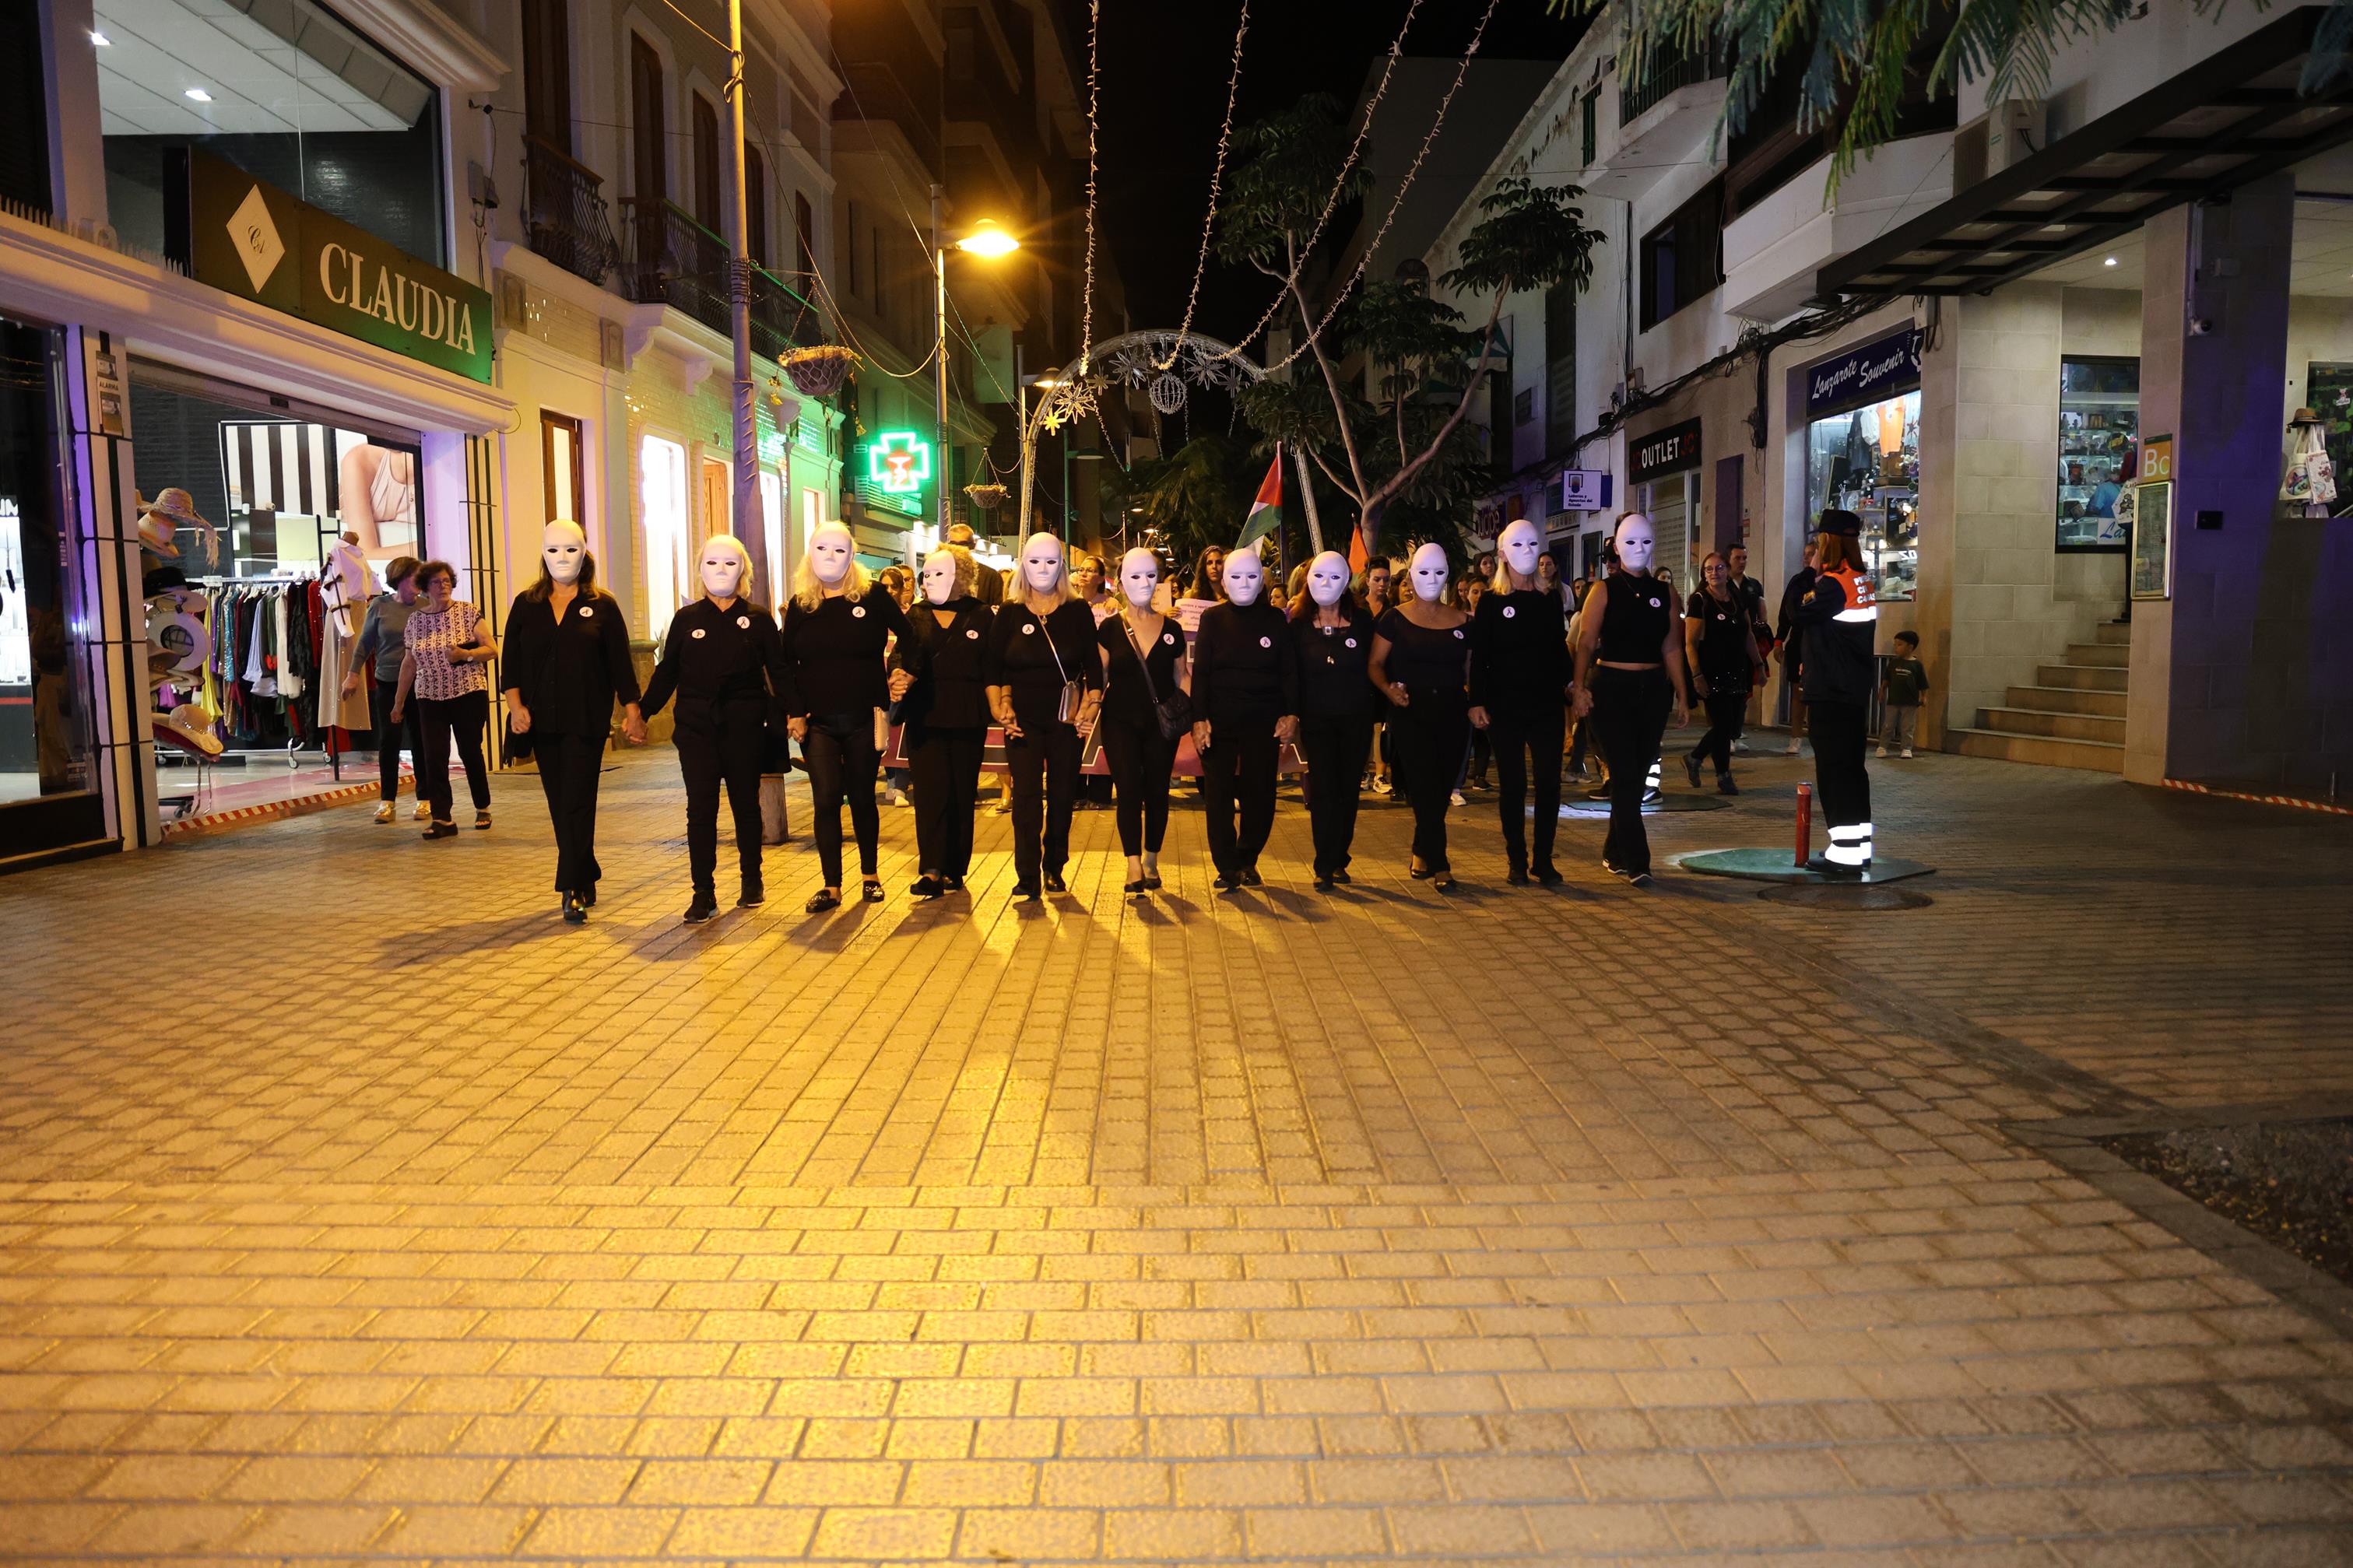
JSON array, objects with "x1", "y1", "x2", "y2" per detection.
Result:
[
  {"x1": 370, "y1": 676, "x2": 421, "y2": 802},
  {"x1": 1101, "y1": 716, "x2": 1178, "y2": 857},
  {"x1": 416, "y1": 689, "x2": 491, "y2": 820},
  {"x1": 1689, "y1": 690, "x2": 1748, "y2": 777},
  {"x1": 534, "y1": 729, "x2": 607, "y2": 894},
  {"x1": 1298, "y1": 714, "x2": 1372, "y2": 876},
  {"x1": 1005, "y1": 719, "x2": 1080, "y2": 886},
  {"x1": 1809, "y1": 700, "x2": 1872, "y2": 851},
  {"x1": 1589, "y1": 666, "x2": 1671, "y2": 875},
  {"x1": 908, "y1": 724, "x2": 985, "y2": 878},
  {"x1": 803, "y1": 712, "x2": 880, "y2": 887},
  {"x1": 1200, "y1": 724, "x2": 1279, "y2": 876},
  {"x1": 1392, "y1": 692, "x2": 1469, "y2": 871},
  {"x1": 677, "y1": 703, "x2": 766, "y2": 896},
  {"x1": 1488, "y1": 705, "x2": 1565, "y2": 872}
]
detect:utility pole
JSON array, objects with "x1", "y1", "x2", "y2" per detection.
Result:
[
  {"x1": 725, "y1": 0, "x2": 757, "y2": 552},
  {"x1": 931, "y1": 182, "x2": 951, "y2": 542}
]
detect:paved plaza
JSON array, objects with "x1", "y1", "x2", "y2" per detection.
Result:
[{"x1": 4, "y1": 743, "x2": 2353, "y2": 1564}]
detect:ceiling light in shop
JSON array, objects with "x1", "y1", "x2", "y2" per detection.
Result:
[{"x1": 184, "y1": 88, "x2": 213, "y2": 102}]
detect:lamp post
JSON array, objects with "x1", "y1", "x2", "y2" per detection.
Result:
[{"x1": 929, "y1": 189, "x2": 1018, "y2": 542}]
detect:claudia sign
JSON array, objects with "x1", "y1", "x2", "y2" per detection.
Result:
[
  {"x1": 186, "y1": 150, "x2": 493, "y2": 383},
  {"x1": 1806, "y1": 326, "x2": 1922, "y2": 419}
]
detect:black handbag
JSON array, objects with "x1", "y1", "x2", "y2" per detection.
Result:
[{"x1": 1125, "y1": 616, "x2": 1192, "y2": 739}]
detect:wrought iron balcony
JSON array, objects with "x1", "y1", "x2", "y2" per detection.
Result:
[
  {"x1": 750, "y1": 268, "x2": 824, "y2": 360},
  {"x1": 522, "y1": 135, "x2": 618, "y2": 286},
  {"x1": 620, "y1": 198, "x2": 732, "y2": 337},
  {"x1": 1621, "y1": 37, "x2": 1723, "y2": 126}
]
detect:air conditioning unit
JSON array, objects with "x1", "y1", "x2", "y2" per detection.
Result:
[{"x1": 1953, "y1": 100, "x2": 2043, "y2": 190}]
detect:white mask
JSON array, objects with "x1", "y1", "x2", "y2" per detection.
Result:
[
  {"x1": 1221, "y1": 549, "x2": 1264, "y2": 607},
  {"x1": 920, "y1": 549, "x2": 958, "y2": 605},
  {"x1": 1410, "y1": 542, "x2": 1449, "y2": 602},
  {"x1": 700, "y1": 535, "x2": 750, "y2": 600},
  {"x1": 1499, "y1": 520, "x2": 1544, "y2": 582},
  {"x1": 1306, "y1": 550, "x2": 1350, "y2": 607},
  {"x1": 1119, "y1": 546, "x2": 1160, "y2": 609},
  {"x1": 1020, "y1": 533, "x2": 1063, "y2": 595},
  {"x1": 809, "y1": 523, "x2": 854, "y2": 585},
  {"x1": 1614, "y1": 515, "x2": 1656, "y2": 573},
  {"x1": 543, "y1": 521, "x2": 587, "y2": 584}
]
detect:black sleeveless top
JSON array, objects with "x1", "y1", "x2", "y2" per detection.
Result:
[
  {"x1": 1596, "y1": 572, "x2": 1672, "y2": 665},
  {"x1": 1375, "y1": 607, "x2": 1471, "y2": 698}
]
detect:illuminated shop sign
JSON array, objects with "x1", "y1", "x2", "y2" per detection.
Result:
[{"x1": 865, "y1": 431, "x2": 932, "y2": 494}]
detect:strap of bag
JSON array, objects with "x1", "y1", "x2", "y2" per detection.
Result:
[
  {"x1": 1038, "y1": 608, "x2": 1070, "y2": 684},
  {"x1": 1122, "y1": 613, "x2": 1162, "y2": 704}
]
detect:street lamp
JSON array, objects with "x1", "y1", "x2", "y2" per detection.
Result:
[{"x1": 931, "y1": 187, "x2": 1018, "y2": 543}]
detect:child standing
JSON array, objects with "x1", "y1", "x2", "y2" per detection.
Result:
[{"x1": 1878, "y1": 630, "x2": 1928, "y2": 759}]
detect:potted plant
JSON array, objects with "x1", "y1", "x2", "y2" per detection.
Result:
[{"x1": 782, "y1": 344, "x2": 859, "y2": 398}]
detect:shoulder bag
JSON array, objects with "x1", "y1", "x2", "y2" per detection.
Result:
[
  {"x1": 1123, "y1": 612, "x2": 1192, "y2": 739},
  {"x1": 1037, "y1": 608, "x2": 1087, "y2": 725}
]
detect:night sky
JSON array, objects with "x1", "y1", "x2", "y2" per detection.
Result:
[{"x1": 1094, "y1": 0, "x2": 1590, "y2": 349}]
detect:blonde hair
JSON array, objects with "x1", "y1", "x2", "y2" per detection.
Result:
[{"x1": 791, "y1": 528, "x2": 873, "y2": 612}]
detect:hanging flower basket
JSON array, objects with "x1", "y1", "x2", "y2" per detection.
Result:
[
  {"x1": 964, "y1": 483, "x2": 1009, "y2": 512},
  {"x1": 782, "y1": 345, "x2": 859, "y2": 398}
]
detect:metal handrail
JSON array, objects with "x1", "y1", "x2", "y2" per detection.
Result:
[
  {"x1": 1620, "y1": 39, "x2": 1722, "y2": 126},
  {"x1": 522, "y1": 133, "x2": 617, "y2": 286}
]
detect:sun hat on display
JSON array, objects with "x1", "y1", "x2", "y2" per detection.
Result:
[{"x1": 137, "y1": 489, "x2": 217, "y2": 563}]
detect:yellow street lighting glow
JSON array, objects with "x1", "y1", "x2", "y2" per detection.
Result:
[{"x1": 957, "y1": 222, "x2": 1019, "y2": 258}]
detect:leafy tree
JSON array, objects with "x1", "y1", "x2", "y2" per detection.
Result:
[{"x1": 1217, "y1": 96, "x2": 1604, "y2": 558}]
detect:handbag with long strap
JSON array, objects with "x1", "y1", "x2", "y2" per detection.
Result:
[
  {"x1": 1036, "y1": 609, "x2": 1086, "y2": 724},
  {"x1": 1123, "y1": 613, "x2": 1192, "y2": 739}
]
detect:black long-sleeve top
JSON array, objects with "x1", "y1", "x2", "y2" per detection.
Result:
[
  {"x1": 639, "y1": 597, "x2": 785, "y2": 723},
  {"x1": 501, "y1": 589, "x2": 641, "y2": 737},
  {"x1": 1776, "y1": 567, "x2": 1817, "y2": 660},
  {"x1": 1795, "y1": 568, "x2": 1877, "y2": 707},
  {"x1": 1291, "y1": 608, "x2": 1375, "y2": 718},
  {"x1": 894, "y1": 598, "x2": 995, "y2": 731},
  {"x1": 1375, "y1": 607, "x2": 1471, "y2": 697},
  {"x1": 778, "y1": 589, "x2": 911, "y2": 718},
  {"x1": 1190, "y1": 600, "x2": 1299, "y2": 730},
  {"x1": 1470, "y1": 588, "x2": 1570, "y2": 714},
  {"x1": 987, "y1": 599, "x2": 1104, "y2": 730},
  {"x1": 1096, "y1": 609, "x2": 1186, "y2": 727}
]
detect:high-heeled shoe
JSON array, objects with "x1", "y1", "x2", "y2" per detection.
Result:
[
  {"x1": 1434, "y1": 870, "x2": 1458, "y2": 892},
  {"x1": 1409, "y1": 861, "x2": 1432, "y2": 880}
]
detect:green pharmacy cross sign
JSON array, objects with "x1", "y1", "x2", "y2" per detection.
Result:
[{"x1": 867, "y1": 431, "x2": 932, "y2": 495}]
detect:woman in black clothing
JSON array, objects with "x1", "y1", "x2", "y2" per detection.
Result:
[
  {"x1": 1291, "y1": 550, "x2": 1374, "y2": 891},
  {"x1": 1470, "y1": 521, "x2": 1572, "y2": 886},
  {"x1": 778, "y1": 521, "x2": 912, "y2": 913},
  {"x1": 896, "y1": 545, "x2": 993, "y2": 899},
  {"x1": 1794, "y1": 511, "x2": 1879, "y2": 875},
  {"x1": 1368, "y1": 542, "x2": 1472, "y2": 891},
  {"x1": 1681, "y1": 550, "x2": 1768, "y2": 796},
  {"x1": 1571, "y1": 514, "x2": 1694, "y2": 886},
  {"x1": 985, "y1": 533, "x2": 1103, "y2": 900},
  {"x1": 1190, "y1": 549, "x2": 1299, "y2": 892},
  {"x1": 501, "y1": 521, "x2": 645, "y2": 924},
  {"x1": 638, "y1": 535, "x2": 785, "y2": 922},
  {"x1": 1096, "y1": 547, "x2": 1187, "y2": 896}
]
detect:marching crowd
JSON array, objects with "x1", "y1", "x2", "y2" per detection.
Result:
[{"x1": 347, "y1": 508, "x2": 1902, "y2": 923}]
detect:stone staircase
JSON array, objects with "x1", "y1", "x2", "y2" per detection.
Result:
[{"x1": 1949, "y1": 620, "x2": 2128, "y2": 773}]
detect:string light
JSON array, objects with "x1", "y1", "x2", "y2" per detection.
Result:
[
  {"x1": 1080, "y1": 0, "x2": 1100, "y2": 380},
  {"x1": 1153, "y1": 0, "x2": 1251, "y2": 370}
]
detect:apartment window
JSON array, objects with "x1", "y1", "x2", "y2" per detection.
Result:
[
  {"x1": 1639, "y1": 179, "x2": 1724, "y2": 331},
  {"x1": 1544, "y1": 281, "x2": 1576, "y2": 457},
  {"x1": 520, "y1": 0, "x2": 573, "y2": 151},
  {"x1": 630, "y1": 36, "x2": 665, "y2": 206},
  {"x1": 692, "y1": 93, "x2": 722, "y2": 231},
  {"x1": 795, "y1": 192, "x2": 816, "y2": 282},
  {"x1": 845, "y1": 201, "x2": 861, "y2": 295},
  {"x1": 1512, "y1": 388, "x2": 1534, "y2": 426},
  {"x1": 541, "y1": 412, "x2": 585, "y2": 524},
  {"x1": 744, "y1": 145, "x2": 768, "y2": 265},
  {"x1": 1580, "y1": 92, "x2": 1597, "y2": 167},
  {"x1": 787, "y1": 64, "x2": 820, "y2": 150}
]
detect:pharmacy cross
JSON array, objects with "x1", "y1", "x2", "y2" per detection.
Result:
[{"x1": 866, "y1": 431, "x2": 932, "y2": 494}]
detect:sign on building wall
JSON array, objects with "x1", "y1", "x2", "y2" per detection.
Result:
[
  {"x1": 1558, "y1": 468, "x2": 1612, "y2": 510},
  {"x1": 1806, "y1": 327, "x2": 1923, "y2": 419},
  {"x1": 185, "y1": 150, "x2": 493, "y2": 384},
  {"x1": 1629, "y1": 419, "x2": 1702, "y2": 485}
]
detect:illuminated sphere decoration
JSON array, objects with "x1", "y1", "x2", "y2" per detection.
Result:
[{"x1": 1148, "y1": 372, "x2": 1187, "y2": 416}]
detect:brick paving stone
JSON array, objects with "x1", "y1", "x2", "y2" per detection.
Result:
[{"x1": 2, "y1": 749, "x2": 2351, "y2": 1559}]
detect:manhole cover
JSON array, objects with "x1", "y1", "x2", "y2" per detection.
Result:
[{"x1": 1758, "y1": 883, "x2": 1933, "y2": 910}]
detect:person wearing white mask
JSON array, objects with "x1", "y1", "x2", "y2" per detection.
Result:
[
  {"x1": 1288, "y1": 550, "x2": 1375, "y2": 890},
  {"x1": 894, "y1": 544, "x2": 992, "y2": 899},
  {"x1": 1571, "y1": 512, "x2": 1693, "y2": 886},
  {"x1": 1189, "y1": 546, "x2": 1298, "y2": 891},
  {"x1": 1470, "y1": 520, "x2": 1573, "y2": 886},
  {"x1": 985, "y1": 532, "x2": 1102, "y2": 899},
  {"x1": 1094, "y1": 546, "x2": 1187, "y2": 895},
  {"x1": 637, "y1": 535, "x2": 785, "y2": 921},
  {"x1": 778, "y1": 521, "x2": 912, "y2": 913},
  {"x1": 501, "y1": 521, "x2": 644, "y2": 924},
  {"x1": 1367, "y1": 542, "x2": 1471, "y2": 890}
]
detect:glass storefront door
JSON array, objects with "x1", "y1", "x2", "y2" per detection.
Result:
[{"x1": 0, "y1": 317, "x2": 97, "y2": 835}]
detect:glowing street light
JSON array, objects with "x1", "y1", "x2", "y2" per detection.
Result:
[
  {"x1": 957, "y1": 221, "x2": 1020, "y2": 258},
  {"x1": 929, "y1": 201, "x2": 1020, "y2": 538}
]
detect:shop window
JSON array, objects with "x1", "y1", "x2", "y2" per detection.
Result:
[
  {"x1": 640, "y1": 434, "x2": 689, "y2": 637},
  {"x1": 1638, "y1": 180, "x2": 1724, "y2": 331},
  {"x1": 98, "y1": 0, "x2": 444, "y2": 268},
  {"x1": 1512, "y1": 388, "x2": 1533, "y2": 426},
  {"x1": 1807, "y1": 390, "x2": 1920, "y2": 601},
  {"x1": 2056, "y1": 356, "x2": 2139, "y2": 551},
  {"x1": 541, "y1": 412, "x2": 584, "y2": 526},
  {"x1": 692, "y1": 94, "x2": 722, "y2": 233},
  {"x1": 0, "y1": 317, "x2": 88, "y2": 815}
]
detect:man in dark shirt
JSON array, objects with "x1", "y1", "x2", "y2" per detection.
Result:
[
  {"x1": 1726, "y1": 545, "x2": 1770, "y2": 753},
  {"x1": 1774, "y1": 539, "x2": 1819, "y2": 756}
]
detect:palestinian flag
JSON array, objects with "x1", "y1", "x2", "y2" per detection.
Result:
[{"x1": 1236, "y1": 446, "x2": 1282, "y2": 552}]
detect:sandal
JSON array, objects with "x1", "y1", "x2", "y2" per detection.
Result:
[
  {"x1": 805, "y1": 888, "x2": 841, "y2": 914},
  {"x1": 862, "y1": 879, "x2": 885, "y2": 903}
]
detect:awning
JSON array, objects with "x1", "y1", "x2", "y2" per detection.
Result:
[{"x1": 1819, "y1": 7, "x2": 2353, "y2": 298}]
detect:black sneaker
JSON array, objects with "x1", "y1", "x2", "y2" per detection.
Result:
[
  {"x1": 1717, "y1": 775, "x2": 1739, "y2": 795},
  {"x1": 909, "y1": 876, "x2": 946, "y2": 900},
  {"x1": 1213, "y1": 872, "x2": 1241, "y2": 893},
  {"x1": 1684, "y1": 754, "x2": 1704, "y2": 789},
  {"x1": 1012, "y1": 881, "x2": 1041, "y2": 902},
  {"x1": 1533, "y1": 863, "x2": 1564, "y2": 886},
  {"x1": 1331, "y1": 868, "x2": 1352, "y2": 885},
  {"x1": 1312, "y1": 874, "x2": 1334, "y2": 892},
  {"x1": 683, "y1": 894, "x2": 718, "y2": 924},
  {"x1": 738, "y1": 882, "x2": 766, "y2": 908}
]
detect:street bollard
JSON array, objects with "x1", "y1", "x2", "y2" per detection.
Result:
[{"x1": 1793, "y1": 781, "x2": 1813, "y2": 868}]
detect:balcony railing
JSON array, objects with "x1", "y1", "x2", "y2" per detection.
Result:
[
  {"x1": 1620, "y1": 37, "x2": 1722, "y2": 126},
  {"x1": 522, "y1": 135, "x2": 617, "y2": 286},
  {"x1": 750, "y1": 267, "x2": 824, "y2": 360},
  {"x1": 620, "y1": 197, "x2": 732, "y2": 336}
]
